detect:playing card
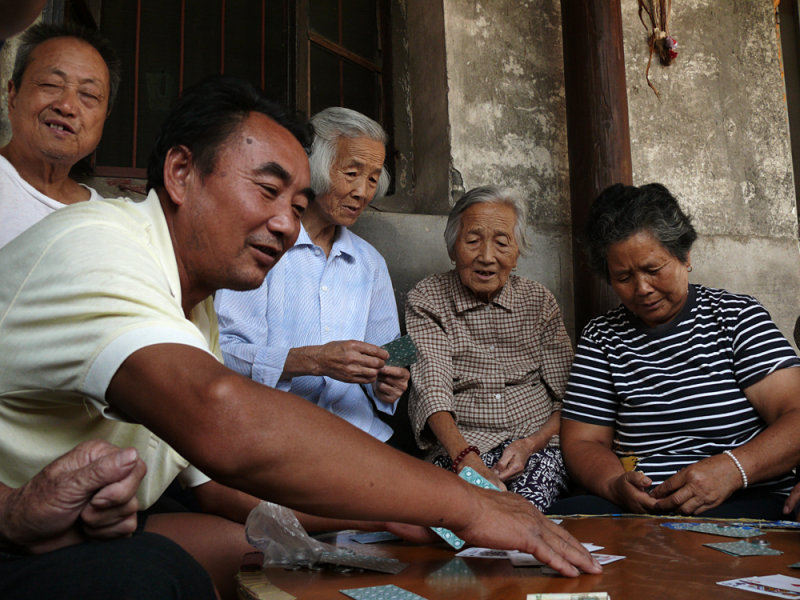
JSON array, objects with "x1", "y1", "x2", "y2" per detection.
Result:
[
  {"x1": 458, "y1": 465, "x2": 501, "y2": 491},
  {"x1": 662, "y1": 521, "x2": 762, "y2": 538},
  {"x1": 381, "y1": 335, "x2": 418, "y2": 367},
  {"x1": 455, "y1": 547, "x2": 511, "y2": 559},
  {"x1": 430, "y1": 466, "x2": 500, "y2": 549},
  {"x1": 350, "y1": 531, "x2": 401, "y2": 544},
  {"x1": 591, "y1": 553, "x2": 626, "y2": 565},
  {"x1": 527, "y1": 594, "x2": 610, "y2": 600},
  {"x1": 704, "y1": 540, "x2": 782, "y2": 556},
  {"x1": 509, "y1": 544, "x2": 605, "y2": 567},
  {"x1": 340, "y1": 584, "x2": 429, "y2": 600},
  {"x1": 718, "y1": 574, "x2": 800, "y2": 598}
]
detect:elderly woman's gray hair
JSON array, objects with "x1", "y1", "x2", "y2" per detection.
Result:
[
  {"x1": 308, "y1": 107, "x2": 390, "y2": 199},
  {"x1": 444, "y1": 186, "x2": 530, "y2": 257},
  {"x1": 585, "y1": 183, "x2": 697, "y2": 281}
]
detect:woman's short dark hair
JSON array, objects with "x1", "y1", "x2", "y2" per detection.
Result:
[
  {"x1": 12, "y1": 22, "x2": 121, "y2": 112},
  {"x1": 584, "y1": 183, "x2": 697, "y2": 281},
  {"x1": 146, "y1": 75, "x2": 312, "y2": 191}
]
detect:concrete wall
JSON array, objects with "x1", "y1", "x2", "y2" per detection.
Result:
[
  {"x1": 357, "y1": 0, "x2": 576, "y2": 335},
  {"x1": 621, "y1": 0, "x2": 800, "y2": 343}
]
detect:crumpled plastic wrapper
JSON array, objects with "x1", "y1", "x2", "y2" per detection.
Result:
[
  {"x1": 244, "y1": 501, "x2": 408, "y2": 575},
  {"x1": 245, "y1": 501, "x2": 334, "y2": 569}
]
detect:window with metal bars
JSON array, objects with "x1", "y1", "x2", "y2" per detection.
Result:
[{"x1": 52, "y1": 0, "x2": 392, "y2": 179}]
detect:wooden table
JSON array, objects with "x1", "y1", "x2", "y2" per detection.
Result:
[{"x1": 240, "y1": 517, "x2": 800, "y2": 599}]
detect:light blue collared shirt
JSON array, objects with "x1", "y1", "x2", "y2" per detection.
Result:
[{"x1": 214, "y1": 224, "x2": 399, "y2": 441}]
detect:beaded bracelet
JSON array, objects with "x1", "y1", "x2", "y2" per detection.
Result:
[
  {"x1": 451, "y1": 445, "x2": 480, "y2": 473},
  {"x1": 723, "y1": 449, "x2": 748, "y2": 489}
]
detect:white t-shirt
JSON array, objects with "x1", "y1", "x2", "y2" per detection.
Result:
[
  {"x1": 0, "y1": 154, "x2": 103, "y2": 248},
  {"x1": 0, "y1": 190, "x2": 218, "y2": 507}
]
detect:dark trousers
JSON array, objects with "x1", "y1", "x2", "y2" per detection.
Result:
[
  {"x1": 547, "y1": 489, "x2": 787, "y2": 520},
  {"x1": 0, "y1": 532, "x2": 216, "y2": 600}
]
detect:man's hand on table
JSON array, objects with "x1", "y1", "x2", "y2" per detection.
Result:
[{"x1": 452, "y1": 486, "x2": 601, "y2": 577}]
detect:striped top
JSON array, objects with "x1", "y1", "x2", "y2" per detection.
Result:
[{"x1": 562, "y1": 284, "x2": 800, "y2": 494}]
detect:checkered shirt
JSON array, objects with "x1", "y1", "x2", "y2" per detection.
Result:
[{"x1": 406, "y1": 271, "x2": 574, "y2": 459}]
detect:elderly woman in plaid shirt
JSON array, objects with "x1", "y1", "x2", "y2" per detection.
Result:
[{"x1": 406, "y1": 186, "x2": 573, "y2": 510}]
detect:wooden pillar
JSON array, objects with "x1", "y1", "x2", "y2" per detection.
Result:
[{"x1": 561, "y1": 0, "x2": 632, "y2": 335}]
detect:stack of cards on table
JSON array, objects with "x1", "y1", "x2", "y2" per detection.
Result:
[
  {"x1": 661, "y1": 521, "x2": 762, "y2": 537},
  {"x1": 704, "y1": 539, "x2": 782, "y2": 557},
  {"x1": 340, "y1": 584, "x2": 428, "y2": 599}
]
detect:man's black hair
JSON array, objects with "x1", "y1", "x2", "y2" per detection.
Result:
[{"x1": 146, "y1": 75, "x2": 312, "y2": 191}]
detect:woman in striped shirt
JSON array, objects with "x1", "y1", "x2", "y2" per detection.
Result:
[{"x1": 554, "y1": 183, "x2": 800, "y2": 519}]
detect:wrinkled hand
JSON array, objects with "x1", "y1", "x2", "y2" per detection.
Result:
[
  {"x1": 460, "y1": 452, "x2": 507, "y2": 491},
  {"x1": 314, "y1": 341, "x2": 387, "y2": 383},
  {"x1": 650, "y1": 454, "x2": 742, "y2": 515},
  {"x1": 372, "y1": 366, "x2": 409, "y2": 404},
  {"x1": 1, "y1": 440, "x2": 146, "y2": 554},
  {"x1": 492, "y1": 438, "x2": 538, "y2": 482},
  {"x1": 454, "y1": 485, "x2": 602, "y2": 577},
  {"x1": 607, "y1": 471, "x2": 658, "y2": 514},
  {"x1": 784, "y1": 481, "x2": 800, "y2": 519}
]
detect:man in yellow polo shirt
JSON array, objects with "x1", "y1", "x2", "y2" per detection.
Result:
[{"x1": 0, "y1": 76, "x2": 599, "y2": 598}]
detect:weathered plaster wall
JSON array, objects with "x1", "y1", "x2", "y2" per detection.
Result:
[
  {"x1": 622, "y1": 0, "x2": 800, "y2": 341},
  {"x1": 443, "y1": 0, "x2": 570, "y2": 228},
  {"x1": 0, "y1": 34, "x2": 22, "y2": 146},
  {"x1": 356, "y1": 0, "x2": 576, "y2": 335}
]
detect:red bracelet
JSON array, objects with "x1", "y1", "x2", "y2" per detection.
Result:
[{"x1": 451, "y1": 445, "x2": 479, "y2": 472}]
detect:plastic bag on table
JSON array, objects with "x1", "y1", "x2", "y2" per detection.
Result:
[{"x1": 244, "y1": 500, "x2": 335, "y2": 569}]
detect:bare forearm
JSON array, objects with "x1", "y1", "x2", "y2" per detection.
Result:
[
  {"x1": 562, "y1": 439, "x2": 626, "y2": 500},
  {"x1": 108, "y1": 347, "x2": 478, "y2": 531},
  {"x1": 192, "y1": 480, "x2": 260, "y2": 524},
  {"x1": 725, "y1": 409, "x2": 800, "y2": 486},
  {"x1": 523, "y1": 411, "x2": 561, "y2": 452},
  {"x1": 427, "y1": 411, "x2": 470, "y2": 459}
]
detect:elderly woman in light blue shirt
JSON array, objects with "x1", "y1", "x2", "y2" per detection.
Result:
[{"x1": 215, "y1": 107, "x2": 409, "y2": 442}]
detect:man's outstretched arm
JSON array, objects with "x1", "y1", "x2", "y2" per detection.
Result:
[{"x1": 107, "y1": 343, "x2": 600, "y2": 577}]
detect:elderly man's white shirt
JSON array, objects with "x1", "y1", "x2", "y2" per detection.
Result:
[
  {"x1": 215, "y1": 223, "x2": 400, "y2": 441},
  {"x1": 0, "y1": 154, "x2": 103, "y2": 248},
  {"x1": 0, "y1": 190, "x2": 216, "y2": 507}
]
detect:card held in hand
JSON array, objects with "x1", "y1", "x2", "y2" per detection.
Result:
[
  {"x1": 430, "y1": 466, "x2": 500, "y2": 549},
  {"x1": 381, "y1": 335, "x2": 418, "y2": 367}
]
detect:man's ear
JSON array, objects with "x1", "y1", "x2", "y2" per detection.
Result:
[
  {"x1": 163, "y1": 145, "x2": 194, "y2": 206},
  {"x1": 7, "y1": 81, "x2": 17, "y2": 111}
]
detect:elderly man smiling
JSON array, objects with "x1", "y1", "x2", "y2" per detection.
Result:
[
  {"x1": 0, "y1": 22, "x2": 119, "y2": 247},
  {"x1": 215, "y1": 107, "x2": 409, "y2": 443}
]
